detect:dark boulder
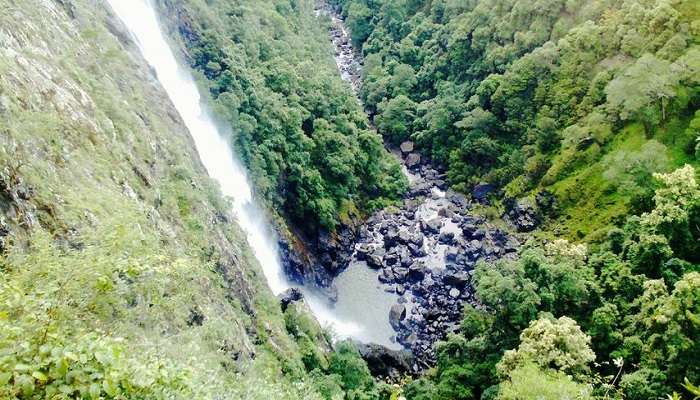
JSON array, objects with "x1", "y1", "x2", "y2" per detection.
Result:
[
  {"x1": 472, "y1": 183, "x2": 495, "y2": 202},
  {"x1": 444, "y1": 271, "x2": 469, "y2": 288},
  {"x1": 438, "y1": 231, "x2": 455, "y2": 244},
  {"x1": 445, "y1": 247, "x2": 460, "y2": 263},
  {"x1": 396, "y1": 285, "x2": 406, "y2": 296},
  {"x1": 393, "y1": 267, "x2": 409, "y2": 282},
  {"x1": 366, "y1": 248, "x2": 385, "y2": 269},
  {"x1": 384, "y1": 229, "x2": 400, "y2": 248},
  {"x1": 408, "y1": 243, "x2": 427, "y2": 257},
  {"x1": 421, "y1": 218, "x2": 441, "y2": 234},
  {"x1": 355, "y1": 243, "x2": 371, "y2": 260},
  {"x1": 354, "y1": 342, "x2": 415, "y2": 379},
  {"x1": 279, "y1": 288, "x2": 304, "y2": 311},
  {"x1": 389, "y1": 304, "x2": 407, "y2": 329},
  {"x1": 505, "y1": 198, "x2": 541, "y2": 232},
  {"x1": 408, "y1": 262, "x2": 427, "y2": 281},
  {"x1": 384, "y1": 252, "x2": 399, "y2": 266},
  {"x1": 379, "y1": 268, "x2": 396, "y2": 283}
]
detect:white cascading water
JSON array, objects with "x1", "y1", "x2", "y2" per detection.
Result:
[{"x1": 107, "y1": 0, "x2": 361, "y2": 337}]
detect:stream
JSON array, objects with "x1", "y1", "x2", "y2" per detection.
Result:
[{"x1": 313, "y1": 3, "x2": 521, "y2": 364}]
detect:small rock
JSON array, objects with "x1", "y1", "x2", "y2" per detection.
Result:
[
  {"x1": 379, "y1": 268, "x2": 396, "y2": 283},
  {"x1": 400, "y1": 141, "x2": 415, "y2": 154},
  {"x1": 279, "y1": 288, "x2": 304, "y2": 311},
  {"x1": 384, "y1": 229, "x2": 400, "y2": 248},
  {"x1": 421, "y1": 218, "x2": 441, "y2": 234},
  {"x1": 438, "y1": 231, "x2": 455, "y2": 244},
  {"x1": 406, "y1": 153, "x2": 421, "y2": 169},
  {"x1": 393, "y1": 267, "x2": 409, "y2": 282},
  {"x1": 384, "y1": 252, "x2": 399, "y2": 266},
  {"x1": 449, "y1": 288, "x2": 460, "y2": 298},
  {"x1": 396, "y1": 284, "x2": 406, "y2": 296},
  {"x1": 389, "y1": 304, "x2": 407, "y2": 329}
]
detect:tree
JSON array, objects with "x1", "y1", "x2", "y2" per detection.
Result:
[
  {"x1": 640, "y1": 165, "x2": 700, "y2": 262},
  {"x1": 346, "y1": 2, "x2": 374, "y2": 46},
  {"x1": 376, "y1": 95, "x2": 417, "y2": 143},
  {"x1": 497, "y1": 363, "x2": 593, "y2": 400},
  {"x1": 497, "y1": 316, "x2": 596, "y2": 379},
  {"x1": 630, "y1": 273, "x2": 700, "y2": 387},
  {"x1": 328, "y1": 341, "x2": 377, "y2": 398},
  {"x1": 606, "y1": 54, "x2": 679, "y2": 133}
]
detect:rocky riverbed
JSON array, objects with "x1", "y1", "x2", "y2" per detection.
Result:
[
  {"x1": 291, "y1": 2, "x2": 525, "y2": 369},
  {"x1": 350, "y1": 146, "x2": 520, "y2": 364}
]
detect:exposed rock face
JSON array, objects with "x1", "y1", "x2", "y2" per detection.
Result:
[
  {"x1": 505, "y1": 198, "x2": 541, "y2": 232},
  {"x1": 389, "y1": 304, "x2": 407, "y2": 329},
  {"x1": 354, "y1": 342, "x2": 415, "y2": 379},
  {"x1": 279, "y1": 288, "x2": 304, "y2": 311}
]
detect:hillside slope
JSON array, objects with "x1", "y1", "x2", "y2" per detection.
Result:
[
  {"x1": 334, "y1": 0, "x2": 700, "y2": 240},
  {"x1": 326, "y1": 0, "x2": 700, "y2": 398},
  {"x1": 0, "y1": 1, "x2": 379, "y2": 398}
]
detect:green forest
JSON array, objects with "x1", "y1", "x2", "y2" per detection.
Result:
[
  {"x1": 334, "y1": 0, "x2": 699, "y2": 237},
  {"x1": 161, "y1": 0, "x2": 407, "y2": 233},
  {"x1": 329, "y1": 0, "x2": 700, "y2": 398},
  {"x1": 0, "y1": 0, "x2": 699, "y2": 398}
]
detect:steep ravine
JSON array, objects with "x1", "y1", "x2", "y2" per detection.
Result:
[{"x1": 311, "y1": 3, "x2": 522, "y2": 367}]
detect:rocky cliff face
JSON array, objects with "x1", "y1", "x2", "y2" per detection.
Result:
[{"x1": 0, "y1": 1, "x2": 334, "y2": 397}]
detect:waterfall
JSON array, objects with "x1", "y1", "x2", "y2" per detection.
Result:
[{"x1": 106, "y1": 0, "x2": 360, "y2": 338}]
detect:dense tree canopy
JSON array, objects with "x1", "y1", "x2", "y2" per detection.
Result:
[
  {"x1": 333, "y1": 0, "x2": 700, "y2": 238},
  {"x1": 166, "y1": 0, "x2": 407, "y2": 233}
]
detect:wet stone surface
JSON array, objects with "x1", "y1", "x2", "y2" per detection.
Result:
[
  {"x1": 312, "y1": 2, "x2": 521, "y2": 368},
  {"x1": 347, "y1": 150, "x2": 520, "y2": 364}
]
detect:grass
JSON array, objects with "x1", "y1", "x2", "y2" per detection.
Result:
[{"x1": 544, "y1": 117, "x2": 698, "y2": 242}]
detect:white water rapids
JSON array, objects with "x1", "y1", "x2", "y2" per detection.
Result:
[{"x1": 106, "y1": 0, "x2": 365, "y2": 339}]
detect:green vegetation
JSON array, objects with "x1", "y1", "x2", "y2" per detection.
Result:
[
  {"x1": 400, "y1": 167, "x2": 699, "y2": 399},
  {"x1": 332, "y1": 0, "x2": 700, "y2": 238},
  {"x1": 2, "y1": 0, "x2": 699, "y2": 398},
  {"x1": 159, "y1": 0, "x2": 407, "y2": 233},
  {"x1": 0, "y1": 0, "x2": 384, "y2": 398},
  {"x1": 329, "y1": 0, "x2": 700, "y2": 398}
]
